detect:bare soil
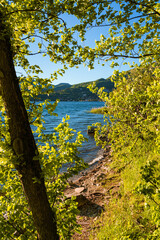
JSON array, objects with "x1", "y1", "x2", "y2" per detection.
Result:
[{"x1": 64, "y1": 146, "x2": 121, "y2": 240}]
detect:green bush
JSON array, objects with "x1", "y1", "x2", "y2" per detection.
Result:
[{"x1": 89, "y1": 65, "x2": 160, "y2": 239}]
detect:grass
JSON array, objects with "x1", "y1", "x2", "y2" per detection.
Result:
[{"x1": 89, "y1": 107, "x2": 107, "y2": 114}]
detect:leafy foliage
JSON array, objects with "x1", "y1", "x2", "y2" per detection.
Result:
[
  {"x1": 0, "y1": 106, "x2": 87, "y2": 239},
  {"x1": 0, "y1": 0, "x2": 160, "y2": 239},
  {"x1": 86, "y1": 8, "x2": 160, "y2": 238},
  {"x1": 89, "y1": 65, "x2": 160, "y2": 239}
]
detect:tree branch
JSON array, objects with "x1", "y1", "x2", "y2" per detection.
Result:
[
  {"x1": 91, "y1": 13, "x2": 155, "y2": 28},
  {"x1": 5, "y1": 8, "x2": 46, "y2": 16},
  {"x1": 127, "y1": 0, "x2": 160, "y2": 16},
  {"x1": 22, "y1": 35, "x2": 48, "y2": 42},
  {"x1": 98, "y1": 53, "x2": 158, "y2": 59},
  {"x1": 27, "y1": 51, "x2": 46, "y2": 56},
  {"x1": 5, "y1": 217, "x2": 27, "y2": 238},
  {"x1": 4, "y1": 8, "x2": 67, "y2": 29}
]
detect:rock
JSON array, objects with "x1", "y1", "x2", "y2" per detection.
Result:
[
  {"x1": 97, "y1": 173, "x2": 106, "y2": 180},
  {"x1": 75, "y1": 187, "x2": 85, "y2": 194},
  {"x1": 87, "y1": 126, "x2": 96, "y2": 134},
  {"x1": 68, "y1": 181, "x2": 79, "y2": 188},
  {"x1": 76, "y1": 194, "x2": 89, "y2": 207},
  {"x1": 65, "y1": 192, "x2": 88, "y2": 207},
  {"x1": 65, "y1": 187, "x2": 88, "y2": 207}
]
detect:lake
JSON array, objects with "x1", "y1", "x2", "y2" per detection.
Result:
[{"x1": 41, "y1": 101, "x2": 105, "y2": 164}]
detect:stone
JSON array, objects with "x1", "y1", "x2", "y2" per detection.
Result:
[
  {"x1": 87, "y1": 126, "x2": 96, "y2": 134},
  {"x1": 75, "y1": 187, "x2": 85, "y2": 193},
  {"x1": 76, "y1": 194, "x2": 88, "y2": 207}
]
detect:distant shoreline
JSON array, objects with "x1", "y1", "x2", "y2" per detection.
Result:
[
  {"x1": 35, "y1": 77, "x2": 114, "y2": 102},
  {"x1": 35, "y1": 99, "x2": 103, "y2": 102}
]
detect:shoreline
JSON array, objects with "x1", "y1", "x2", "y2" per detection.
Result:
[
  {"x1": 66, "y1": 144, "x2": 113, "y2": 197},
  {"x1": 64, "y1": 145, "x2": 121, "y2": 240},
  {"x1": 68, "y1": 147, "x2": 106, "y2": 183},
  {"x1": 65, "y1": 146, "x2": 121, "y2": 240}
]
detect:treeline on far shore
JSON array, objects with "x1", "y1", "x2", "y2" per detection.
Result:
[{"x1": 36, "y1": 78, "x2": 114, "y2": 101}]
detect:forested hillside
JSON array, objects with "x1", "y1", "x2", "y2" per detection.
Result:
[{"x1": 38, "y1": 78, "x2": 114, "y2": 101}]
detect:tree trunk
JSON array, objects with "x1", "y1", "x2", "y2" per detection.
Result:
[{"x1": 0, "y1": 14, "x2": 59, "y2": 240}]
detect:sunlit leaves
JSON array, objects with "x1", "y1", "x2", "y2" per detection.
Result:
[
  {"x1": 3, "y1": 0, "x2": 159, "y2": 72},
  {"x1": 1, "y1": 0, "x2": 160, "y2": 239},
  {"x1": 90, "y1": 64, "x2": 160, "y2": 238}
]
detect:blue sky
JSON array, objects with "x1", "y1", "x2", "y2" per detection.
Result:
[
  {"x1": 18, "y1": 11, "x2": 140, "y2": 86},
  {"x1": 26, "y1": 24, "x2": 139, "y2": 86},
  {"x1": 27, "y1": 53, "x2": 136, "y2": 86}
]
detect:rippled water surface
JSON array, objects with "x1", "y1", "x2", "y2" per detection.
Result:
[{"x1": 42, "y1": 101, "x2": 105, "y2": 163}]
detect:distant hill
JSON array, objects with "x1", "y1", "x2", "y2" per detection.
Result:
[
  {"x1": 71, "y1": 78, "x2": 114, "y2": 91},
  {"x1": 37, "y1": 77, "x2": 114, "y2": 101},
  {"x1": 54, "y1": 83, "x2": 71, "y2": 91}
]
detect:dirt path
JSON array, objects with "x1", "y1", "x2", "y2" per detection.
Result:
[{"x1": 64, "y1": 147, "x2": 121, "y2": 240}]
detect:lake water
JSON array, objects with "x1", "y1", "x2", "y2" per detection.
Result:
[{"x1": 42, "y1": 101, "x2": 105, "y2": 164}]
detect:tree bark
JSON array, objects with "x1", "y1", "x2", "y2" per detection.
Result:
[{"x1": 0, "y1": 14, "x2": 59, "y2": 240}]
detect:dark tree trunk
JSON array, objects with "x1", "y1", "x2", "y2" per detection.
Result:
[{"x1": 0, "y1": 14, "x2": 59, "y2": 240}]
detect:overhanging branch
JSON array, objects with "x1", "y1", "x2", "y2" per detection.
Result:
[
  {"x1": 98, "y1": 52, "x2": 158, "y2": 59},
  {"x1": 127, "y1": 0, "x2": 160, "y2": 17},
  {"x1": 91, "y1": 13, "x2": 155, "y2": 28}
]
